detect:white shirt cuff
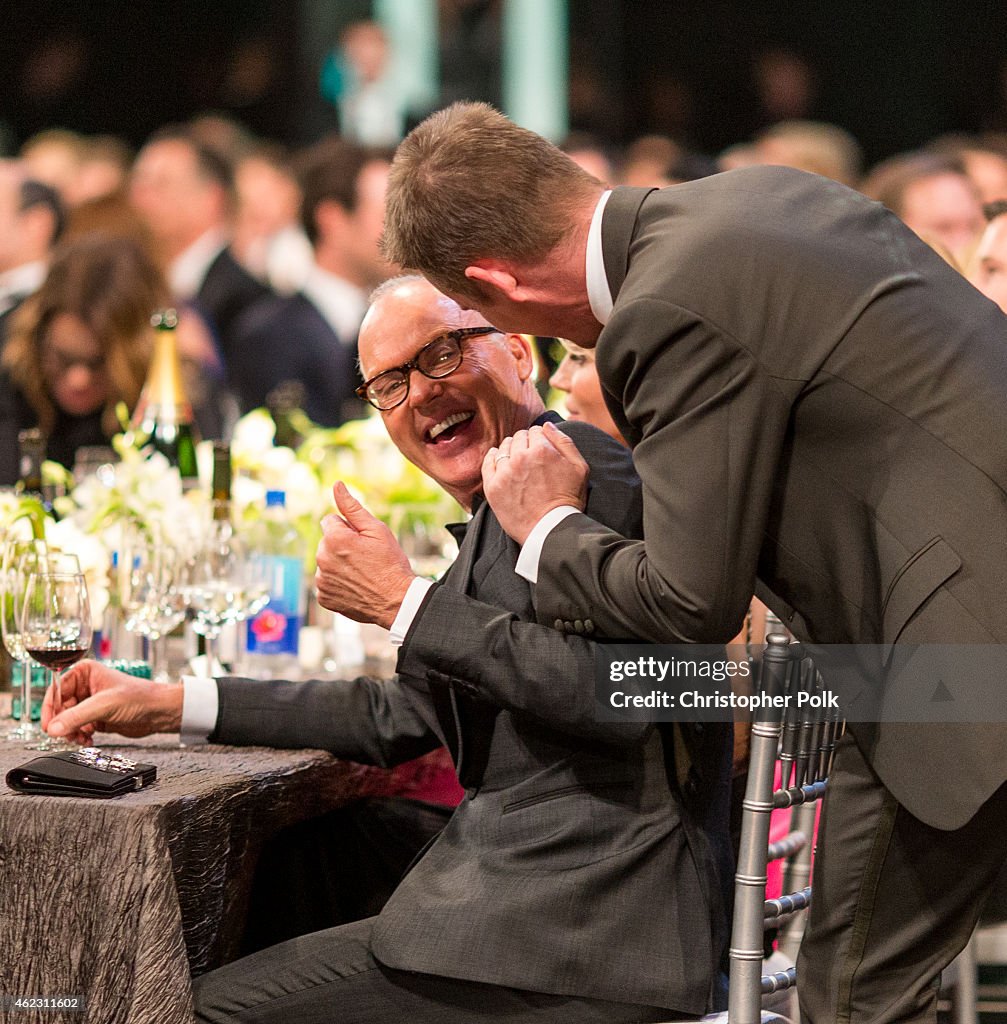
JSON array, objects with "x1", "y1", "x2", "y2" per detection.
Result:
[
  {"x1": 515, "y1": 506, "x2": 581, "y2": 584},
  {"x1": 180, "y1": 674, "x2": 219, "y2": 745},
  {"x1": 389, "y1": 577, "x2": 435, "y2": 646}
]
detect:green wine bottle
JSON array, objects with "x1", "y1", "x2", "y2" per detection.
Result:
[
  {"x1": 131, "y1": 308, "x2": 200, "y2": 487},
  {"x1": 15, "y1": 427, "x2": 57, "y2": 517},
  {"x1": 16, "y1": 428, "x2": 45, "y2": 499},
  {"x1": 211, "y1": 440, "x2": 233, "y2": 519}
]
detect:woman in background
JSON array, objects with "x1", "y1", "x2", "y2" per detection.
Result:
[
  {"x1": 548, "y1": 339, "x2": 626, "y2": 446},
  {"x1": 0, "y1": 234, "x2": 161, "y2": 483}
]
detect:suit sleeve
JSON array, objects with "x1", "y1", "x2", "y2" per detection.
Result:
[
  {"x1": 211, "y1": 674, "x2": 442, "y2": 767},
  {"x1": 397, "y1": 420, "x2": 651, "y2": 747},
  {"x1": 397, "y1": 586, "x2": 649, "y2": 747},
  {"x1": 535, "y1": 297, "x2": 795, "y2": 644}
]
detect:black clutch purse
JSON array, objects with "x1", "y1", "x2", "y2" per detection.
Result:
[{"x1": 6, "y1": 747, "x2": 157, "y2": 798}]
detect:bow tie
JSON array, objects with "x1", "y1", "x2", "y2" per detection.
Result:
[
  {"x1": 445, "y1": 494, "x2": 484, "y2": 548},
  {"x1": 446, "y1": 521, "x2": 468, "y2": 547}
]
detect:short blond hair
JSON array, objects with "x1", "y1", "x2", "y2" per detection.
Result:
[{"x1": 382, "y1": 102, "x2": 601, "y2": 297}]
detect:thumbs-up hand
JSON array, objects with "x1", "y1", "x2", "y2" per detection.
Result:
[{"x1": 314, "y1": 482, "x2": 418, "y2": 628}]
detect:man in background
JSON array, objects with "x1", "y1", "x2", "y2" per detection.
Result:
[
  {"x1": 227, "y1": 138, "x2": 393, "y2": 424},
  {"x1": 0, "y1": 160, "x2": 64, "y2": 339},
  {"x1": 129, "y1": 126, "x2": 271, "y2": 371}
]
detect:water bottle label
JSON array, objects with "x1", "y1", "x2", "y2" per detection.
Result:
[
  {"x1": 247, "y1": 556, "x2": 302, "y2": 655},
  {"x1": 9, "y1": 664, "x2": 48, "y2": 721},
  {"x1": 11, "y1": 695, "x2": 42, "y2": 721}
]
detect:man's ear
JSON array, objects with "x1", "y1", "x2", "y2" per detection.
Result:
[
  {"x1": 464, "y1": 261, "x2": 521, "y2": 300},
  {"x1": 504, "y1": 333, "x2": 535, "y2": 381}
]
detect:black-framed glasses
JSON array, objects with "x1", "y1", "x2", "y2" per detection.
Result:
[{"x1": 356, "y1": 326, "x2": 498, "y2": 410}]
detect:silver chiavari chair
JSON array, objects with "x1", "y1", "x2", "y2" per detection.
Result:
[
  {"x1": 653, "y1": 634, "x2": 842, "y2": 1024},
  {"x1": 727, "y1": 634, "x2": 842, "y2": 1023}
]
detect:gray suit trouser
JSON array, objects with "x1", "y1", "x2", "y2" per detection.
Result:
[
  {"x1": 798, "y1": 733, "x2": 1007, "y2": 1024},
  {"x1": 192, "y1": 918, "x2": 681, "y2": 1023}
]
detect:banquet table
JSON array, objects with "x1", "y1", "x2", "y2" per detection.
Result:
[{"x1": 0, "y1": 729, "x2": 454, "y2": 1024}]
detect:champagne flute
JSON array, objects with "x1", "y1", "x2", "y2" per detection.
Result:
[{"x1": 20, "y1": 571, "x2": 92, "y2": 751}]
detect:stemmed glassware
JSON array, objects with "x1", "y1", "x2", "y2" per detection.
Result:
[
  {"x1": 19, "y1": 567, "x2": 92, "y2": 751},
  {"x1": 119, "y1": 524, "x2": 187, "y2": 682},
  {"x1": 1, "y1": 538, "x2": 43, "y2": 742},
  {"x1": 242, "y1": 555, "x2": 271, "y2": 618},
  {"x1": 182, "y1": 522, "x2": 268, "y2": 675},
  {"x1": 399, "y1": 521, "x2": 454, "y2": 581},
  {"x1": 2, "y1": 541, "x2": 81, "y2": 743}
]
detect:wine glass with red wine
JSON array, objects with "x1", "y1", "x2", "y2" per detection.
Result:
[{"x1": 19, "y1": 571, "x2": 93, "y2": 752}]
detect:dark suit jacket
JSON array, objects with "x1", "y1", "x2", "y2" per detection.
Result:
[
  {"x1": 228, "y1": 291, "x2": 364, "y2": 426},
  {"x1": 193, "y1": 247, "x2": 272, "y2": 367},
  {"x1": 210, "y1": 418, "x2": 730, "y2": 1013},
  {"x1": 533, "y1": 168, "x2": 1007, "y2": 830}
]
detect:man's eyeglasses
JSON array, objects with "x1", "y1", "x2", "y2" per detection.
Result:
[{"x1": 356, "y1": 326, "x2": 498, "y2": 411}]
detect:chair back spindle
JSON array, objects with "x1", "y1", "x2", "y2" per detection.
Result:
[
  {"x1": 729, "y1": 633, "x2": 793, "y2": 1023},
  {"x1": 726, "y1": 635, "x2": 841, "y2": 1023}
]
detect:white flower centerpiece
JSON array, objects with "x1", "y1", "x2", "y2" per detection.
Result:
[
  {"x1": 2, "y1": 483, "x2": 109, "y2": 631},
  {"x1": 8, "y1": 405, "x2": 460, "y2": 668}
]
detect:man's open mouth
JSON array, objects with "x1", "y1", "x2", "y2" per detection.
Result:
[{"x1": 427, "y1": 411, "x2": 475, "y2": 443}]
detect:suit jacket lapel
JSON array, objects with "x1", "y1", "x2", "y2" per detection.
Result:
[
  {"x1": 441, "y1": 412, "x2": 554, "y2": 599},
  {"x1": 425, "y1": 501, "x2": 490, "y2": 780},
  {"x1": 426, "y1": 419, "x2": 557, "y2": 786},
  {"x1": 602, "y1": 187, "x2": 655, "y2": 301},
  {"x1": 451, "y1": 500, "x2": 489, "y2": 597}
]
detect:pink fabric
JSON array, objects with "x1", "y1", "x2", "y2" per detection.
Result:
[
  {"x1": 767, "y1": 799, "x2": 790, "y2": 900},
  {"x1": 367, "y1": 746, "x2": 464, "y2": 807}
]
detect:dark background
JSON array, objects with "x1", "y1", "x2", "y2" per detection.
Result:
[{"x1": 2, "y1": 0, "x2": 1006, "y2": 164}]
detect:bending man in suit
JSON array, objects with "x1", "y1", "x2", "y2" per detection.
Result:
[
  {"x1": 46, "y1": 275, "x2": 731, "y2": 1023},
  {"x1": 379, "y1": 102, "x2": 1007, "y2": 1024}
]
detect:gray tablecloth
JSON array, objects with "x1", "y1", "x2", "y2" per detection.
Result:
[{"x1": 0, "y1": 736, "x2": 409, "y2": 1024}]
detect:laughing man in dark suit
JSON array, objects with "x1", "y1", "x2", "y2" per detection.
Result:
[{"x1": 47, "y1": 276, "x2": 731, "y2": 1023}]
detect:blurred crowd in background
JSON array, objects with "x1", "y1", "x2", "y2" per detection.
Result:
[{"x1": 2, "y1": 7, "x2": 1007, "y2": 486}]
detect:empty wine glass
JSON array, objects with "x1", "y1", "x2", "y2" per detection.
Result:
[
  {"x1": 182, "y1": 519, "x2": 252, "y2": 675},
  {"x1": 241, "y1": 554, "x2": 271, "y2": 620},
  {"x1": 119, "y1": 525, "x2": 186, "y2": 681},
  {"x1": 20, "y1": 570, "x2": 92, "y2": 751},
  {"x1": 399, "y1": 521, "x2": 454, "y2": 581},
  {"x1": 1, "y1": 538, "x2": 43, "y2": 742}
]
